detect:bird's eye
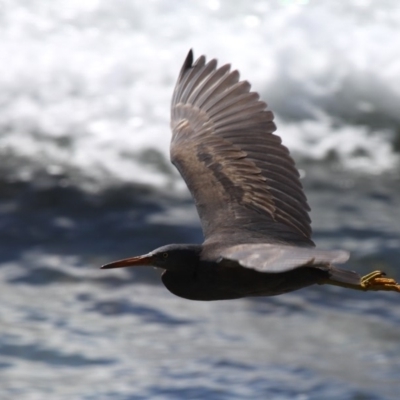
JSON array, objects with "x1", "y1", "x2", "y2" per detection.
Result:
[{"x1": 163, "y1": 252, "x2": 168, "y2": 258}]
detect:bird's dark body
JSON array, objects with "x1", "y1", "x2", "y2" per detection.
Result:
[
  {"x1": 162, "y1": 263, "x2": 329, "y2": 301},
  {"x1": 101, "y1": 50, "x2": 400, "y2": 298},
  {"x1": 153, "y1": 243, "x2": 333, "y2": 300}
]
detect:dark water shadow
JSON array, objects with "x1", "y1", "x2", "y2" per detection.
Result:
[
  {"x1": 86, "y1": 299, "x2": 193, "y2": 325},
  {"x1": 0, "y1": 341, "x2": 115, "y2": 367},
  {"x1": 0, "y1": 173, "x2": 202, "y2": 271}
]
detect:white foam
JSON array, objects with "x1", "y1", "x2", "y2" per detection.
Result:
[
  {"x1": 0, "y1": 0, "x2": 399, "y2": 189},
  {"x1": 280, "y1": 118, "x2": 398, "y2": 173}
]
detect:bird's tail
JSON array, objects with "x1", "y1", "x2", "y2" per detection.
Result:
[{"x1": 327, "y1": 266, "x2": 361, "y2": 285}]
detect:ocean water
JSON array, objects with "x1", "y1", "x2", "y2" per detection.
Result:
[{"x1": 0, "y1": 1, "x2": 399, "y2": 399}]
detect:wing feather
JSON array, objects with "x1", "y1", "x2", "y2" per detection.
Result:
[
  {"x1": 171, "y1": 50, "x2": 314, "y2": 247},
  {"x1": 189, "y1": 60, "x2": 230, "y2": 107},
  {"x1": 198, "y1": 72, "x2": 242, "y2": 112},
  {"x1": 208, "y1": 87, "x2": 258, "y2": 119}
]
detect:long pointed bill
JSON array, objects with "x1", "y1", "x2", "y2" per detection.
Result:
[{"x1": 101, "y1": 254, "x2": 153, "y2": 269}]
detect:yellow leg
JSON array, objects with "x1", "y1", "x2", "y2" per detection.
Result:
[{"x1": 360, "y1": 270, "x2": 400, "y2": 292}]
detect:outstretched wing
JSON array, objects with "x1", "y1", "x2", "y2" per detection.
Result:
[{"x1": 171, "y1": 50, "x2": 313, "y2": 247}]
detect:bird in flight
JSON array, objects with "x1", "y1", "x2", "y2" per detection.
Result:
[{"x1": 102, "y1": 50, "x2": 400, "y2": 300}]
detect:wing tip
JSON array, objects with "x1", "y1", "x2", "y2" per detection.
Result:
[
  {"x1": 180, "y1": 49, "x2": 194, "y2": 75},
  {"x1": 186, "y1": 49, "x2": 194, "y2": 66}
]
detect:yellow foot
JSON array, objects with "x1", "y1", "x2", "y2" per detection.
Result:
[{"x1": 360, "y1": 270, "x2": 400, "y2": 292}]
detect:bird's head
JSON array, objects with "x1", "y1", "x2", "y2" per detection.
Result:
[{"x1": 101, "y1": 244, "x2": 202, "y2": 273}]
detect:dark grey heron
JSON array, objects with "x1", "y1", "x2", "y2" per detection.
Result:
[{"x1": 102, "y1": 50, "x2": 400, "y2": 300}]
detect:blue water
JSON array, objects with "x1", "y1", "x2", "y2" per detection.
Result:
[{"x1": 0, "y1": 1, "x2": 400, "y2": 399}]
